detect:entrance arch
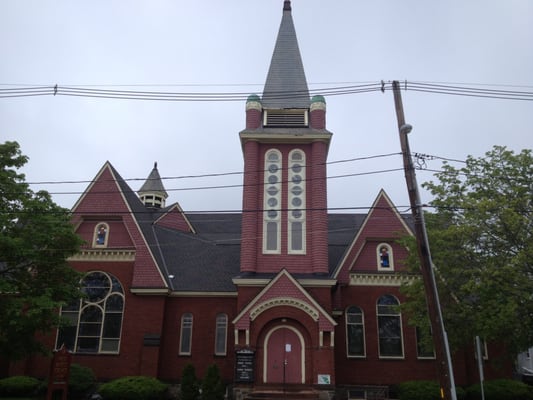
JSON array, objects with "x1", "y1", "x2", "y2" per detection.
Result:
[{"x1": 263, "y1": 325, "x2": 305, "y2": 384}]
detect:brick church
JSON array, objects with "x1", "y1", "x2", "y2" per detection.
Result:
[{"x1": 13, "y1": 1, "x2": 510, "y2": 397}]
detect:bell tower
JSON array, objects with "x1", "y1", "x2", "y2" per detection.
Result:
[{"x1": 239, "y1": 1, "x2": 332, "y2": 276}]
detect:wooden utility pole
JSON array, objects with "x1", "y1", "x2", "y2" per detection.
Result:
[{"x1": 392, "y1": 80, "x2": 457, "y2": 400}]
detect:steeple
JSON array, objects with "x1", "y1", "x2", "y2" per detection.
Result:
[
  {"x1": 262, "y1": 0, "x2": 310, "y2": 109},
  {"x1": 138, "y1": 162, "x2": 168, "y2": 208}
]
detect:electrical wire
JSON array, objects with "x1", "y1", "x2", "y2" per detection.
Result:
[{"x1": 1, "y1": 81, "x2": 532, "y2": 101}]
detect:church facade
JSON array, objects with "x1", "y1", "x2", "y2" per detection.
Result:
[{"x1": 12, "y1": 1, "x2": 511, "y2": 397}]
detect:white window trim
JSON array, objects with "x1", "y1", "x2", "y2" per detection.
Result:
[
  {"x1": 94, "y1": 222, "x2": 110, "y2": 247},
  {"x1": 377, "y1": 243, "x2": 394, "y2": 271},
  {"x1": 288, "y1": 149, "x2": 306, "y2": 254},
  {"x1": 376, "y1": 294, "x2": 405, "y2": 359},
  {"x1": 263, "y1": 149, "x2": 282, "y2": 254},
  {"x1": 346, "y1": 306, "x2": 366, "y2": 358},
  {"x1": 214, "y1": 313, "x2": 228, "y2": 356},
  {"x1": 179, "y1": 313, "x2": 193, "y2": 355}
]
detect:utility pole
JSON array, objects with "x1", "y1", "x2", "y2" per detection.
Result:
[{"x1": 392, "y1": 80, "x2": 457, "y2": 400}]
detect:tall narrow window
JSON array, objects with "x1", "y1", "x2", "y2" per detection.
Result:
[
  {"x1": 377, "y1": 243, "x2": 393, "y2": 270},
  {"x1": 180, "y1": 313, "x2": 193, "y2": 355},
  {"x1": 56, "y1": 271, "x2": 124, "y2": 354},
  {"x1": 346, "y1": 306, "x2": 365, "y2": 357},
  {"x1": 94, "y1": 223, "x2": 109, "y2": 247},
  {"x1": 263, "y1": 149, "x2": 282, "y2": 253},
  {"x1": 377, "y1": 294, "x2": 403, "y2": 358},
  {"x1": 214, "y1": 313, "x2": 228, "y2": 355},
  {"x1": 288, "y1": 150, "x2": 306, "y2": 254}
]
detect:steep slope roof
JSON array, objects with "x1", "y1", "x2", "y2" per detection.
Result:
[
  {"x1": 138, "y1": 162, "x2": 168, "y2": 197},
  {"x1": 262, "y1": 0, "x2": 310, "y2": 109}
]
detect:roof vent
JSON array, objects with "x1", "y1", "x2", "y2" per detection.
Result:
[{"x1": 264, "y1": 109, "x2": 308, "y2": 127}]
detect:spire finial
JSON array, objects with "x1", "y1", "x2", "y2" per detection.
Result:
[
  {"x1": 283, "y1": 0, "x2": 291, "y2": 11},
  {"x1": 154, "y1": 161, "x2": 158, "y2": 169}
]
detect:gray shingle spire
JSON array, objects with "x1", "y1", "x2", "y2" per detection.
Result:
[
  {"x1": 262, "y1": 0, "x2": 310, "y2": 109},
  {"x1": 138, "y1": 162, "x2": 168, "y2": 208}
]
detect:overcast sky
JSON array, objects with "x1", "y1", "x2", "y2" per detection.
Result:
[{"x1": 2, "y1": 0, "x2": 532, "y2": 213}]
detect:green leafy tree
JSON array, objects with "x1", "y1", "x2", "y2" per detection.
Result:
[
  {"x1": 401, "y1": 146, "x2": 533, "y2": 358},
  {"x1": 0, "y1": 141, "x2": 83, "y2": 360}
]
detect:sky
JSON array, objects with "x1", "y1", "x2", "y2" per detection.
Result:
[{"x1": 1, "y1": 0, "x2": 532, "y2": 214}]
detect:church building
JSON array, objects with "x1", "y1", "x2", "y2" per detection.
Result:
[{"x1": 12, "y1": 2, "x2": 511, "y2": 398}]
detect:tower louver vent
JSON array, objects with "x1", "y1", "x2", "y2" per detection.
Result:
[{"x1": 265, "y1": 110, "x2": 308, "y2": 127}]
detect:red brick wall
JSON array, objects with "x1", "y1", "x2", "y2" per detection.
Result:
[{"x1": 158, "y1": 296, "x2": 237, "y2": 383}]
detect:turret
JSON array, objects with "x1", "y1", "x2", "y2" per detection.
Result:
[{"x1": 138, "y1": 162, "x2": 168, "y2": 208}]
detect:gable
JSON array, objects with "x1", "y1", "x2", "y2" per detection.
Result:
[
  {"x1": 233, "y1": 270, "x2": 336, "y2": 331},
  {"x1": 333, "y1": 190, "x2": 413, "y2": 283},
  {"x1": 154, "y1": 204, "x2": 195, "y2": 233},
  {"x1": 71, "y1": 163, "x2": 167, "y2": 290}
]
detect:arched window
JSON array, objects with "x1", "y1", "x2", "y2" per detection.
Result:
[
  {"x1": 377, "y1": 243, "x2": 393, "y2": 270},
  {"x1": 93, "y1": 223, "x2": 109, "y2": 247},
  {"x1": 288, "y1": 149, "x2": 306, "y2": 254},
  {"x1": 180, "y1": 313, "x2": 193, "y2": 355},
  {"x1": 56, "y1": 271, "x2": 124, "y2": 354},
  {"x1": 377, "y1": 294, "x2": 403, "y2": 358},
  {"x1": 346, "y1": 306, "x2": 365, "y2": 357},
  {"x1": 263, "y1": 149, "x2": 282, "y2": 253},
  {"x1": 215, "y1": 313, "x2": 228, "y2": 355}
]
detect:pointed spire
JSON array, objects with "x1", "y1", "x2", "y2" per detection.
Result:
[
  {"x1": 262, "y1": 1, "x2": 310, "y2": 109},
  {"x1": 138, "y1": 162, "x2": 168, "y2": 208}
]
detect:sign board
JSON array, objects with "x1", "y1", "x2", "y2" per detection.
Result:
[
  {"x1": 46, "y1": 345, "x2": 72, "y2": 400},
  {"x1": 235, "y1": 349, "x2": 255, "y2": 383},
  {"x1": 318, "y1": 374, "x2": 331, "y2": 385}
]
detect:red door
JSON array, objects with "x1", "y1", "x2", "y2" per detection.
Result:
[{"x1": 265, "y1": 327, "x2": 303, "y2": 384}]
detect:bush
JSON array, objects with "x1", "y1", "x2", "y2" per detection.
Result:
[
  {"x1": 68, "y1": 363, "x2": 96, "y2": 398},
  {"x1": 180, "y1": 364, "x2": 199, "y2": 400},
  {"x1": 466, "y1": 379, "x2": 533, "y2": 400},
  {"x1": 98, "y1": 376, "x2": 168, "y2": 400},
  {"x1": 201, "y1": 364, "x2": 225, "y2": 400},
  {"x1": 397, "y1": 380, "x2": 466, "y2": 400},
  {"x1": 0, "y1": 376, "x2": 42, "y2": 397}
]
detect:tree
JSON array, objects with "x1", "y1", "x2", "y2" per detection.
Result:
[
  {"x1": 201, "y1": 364, "x2": 225, "y2": 400},
  {"x1": 180, "y1": 363, "x2": 199, "y2": 400},
  {"x1": 0, "y1": 141, "x2": 83, "y2": 361},
  {"x1": 401, "y1": 146, "x2": 533, "y2": 358}
]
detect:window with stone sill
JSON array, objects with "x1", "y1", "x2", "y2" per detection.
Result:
[
  {"x1": 94, "y1": 223, "x2": 109, "y2": 247},
  {"x1": 346, "y1": 306, "x2": 365, "y2": 357},
  {"x1": 56, "y1": 271, "x2": 124, "y2": 354},
  {"x1": 377, "y1": 294, "x2": 404, "y2": 358},
  {"x1": 377, "y1": 243, "x2": 393, "y2": 270},
  {"x1": 179, "y1": 313, "x2": 193, "y2": 355},
  {"x1": 214, "y1": 313, "x2": 228, "y2": 356}
]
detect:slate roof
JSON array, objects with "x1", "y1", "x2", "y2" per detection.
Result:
[
  {"x1": 262, "y1": 0, "x2": 310, "y2": 109},
  {"x1": 138, "y1": 162, "x2": 168, "y2": 196},
  {"x1": 102, "y1": 165, "x2": 414, "y2": 293}
]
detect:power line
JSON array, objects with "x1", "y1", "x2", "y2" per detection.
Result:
[
  {"x1": 27, "y1": 152, "x2": 404, "y2": 186},
  {"x1": 1, "y1": 81, "x2": 532, "y2": 101}
]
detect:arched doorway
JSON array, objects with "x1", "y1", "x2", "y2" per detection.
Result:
[{"x1": 263, "y1": 325, "x2": 305, "y2": 384}]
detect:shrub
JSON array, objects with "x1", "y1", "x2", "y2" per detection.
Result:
[
  {"x1": 201, "y1": 364, "x2": 225, "y2": 400},
  {"x1": 68, "y1": 363, "x2": 96, "y2": 398},
  {"x1": 466, "y1": 379, "x2": 533, "y2": 400},
  {"x1": 0, "y1": 376, "x2": 42, "y2": 397},
  {"x1": 397, "y1": 380, "x2": 466, "y2": 400},
  {"x1": 180, "y1": 364, "x2": 199, "y2": 400},
  {"x1": 98, "y1": 376, "x2": 168, "y2": 400}
]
